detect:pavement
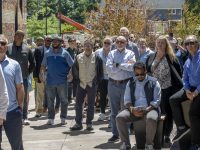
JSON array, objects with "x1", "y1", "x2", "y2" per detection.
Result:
[{"x1": 1, "y1": 91, "x2": 171, "y2": 150}]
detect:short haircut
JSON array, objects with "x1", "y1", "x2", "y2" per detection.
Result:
[
  {"x1": 0, "y1": 34, "x2": 8, "y2": 44},
  {"x1": 133, "y1": 61, "x2": 146, "y2": 71}
]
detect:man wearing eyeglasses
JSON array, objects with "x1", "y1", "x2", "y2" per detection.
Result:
[
  {"x1": 106, "y1": 36, "x2": 136, "y2": 142},
  {"x1": 95, "y1": 37, "x2": 112, "y2": 121},
  {"x1": 0, "y1": 34, "x2": 24, "y2": 150},
  {"x1": 169, "y1": 35, "x2": 200, "y2": 148},
  {"x1": 116, "y1": 61, "x2": 161, "y2": 150},
  {"x1": 33, "y1": 35, "x2": 52, "y2": 117}
]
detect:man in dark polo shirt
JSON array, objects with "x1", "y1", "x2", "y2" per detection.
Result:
[{"x1": 7, "y1": 30, "x2": 35, "y2": 125}]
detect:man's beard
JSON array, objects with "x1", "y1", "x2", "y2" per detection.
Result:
[{"x1": 52, "y1": 45, "x2": 60, "y2": 49}]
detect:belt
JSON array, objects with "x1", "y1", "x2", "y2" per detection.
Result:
[{"x1": 109, "y1": 78, "x2": 131, "y2": 84}]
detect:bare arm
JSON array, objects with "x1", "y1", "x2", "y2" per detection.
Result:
[{"x1": 16, "y1": 83, "x2": 24, "y2": 108}]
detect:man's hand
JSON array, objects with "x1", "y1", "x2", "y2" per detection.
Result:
[
  {"x1": 132, "y1": 109, "x2": 145, "y2": 117},
  {"x1": 186, "y1": 90, "x2": 193, "y2": 101},
  {"x1": 0, "y1": 118, "x2": 4, "y2": 126},
  {"x1": 191, "y1": 90, "x2": 199, "y2": 100},
  {"x1": 145, "y1": 106, "x2": 153, "y2": 112}
]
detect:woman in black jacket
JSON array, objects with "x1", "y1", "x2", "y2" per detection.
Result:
[{"x1": 146, "y1": 35, "x2": 182, "y2": 145}]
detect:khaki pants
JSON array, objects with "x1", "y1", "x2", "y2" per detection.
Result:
[{"x1": 35, "y1": 82, "x2": 45, "y2": 114}]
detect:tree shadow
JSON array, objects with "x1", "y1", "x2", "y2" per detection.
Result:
[
  {"x1": 30, "y1": 124, "x2": 64, "y2": 130},
  {"x1": 28, "y1": 116, "x2": 48, "y2": 121},
  {"x1": 94, "y1": 142, "x2": 122, "y2": 149},
  {"x1": 63, "y1": 129, "x2": 95, "y2": 136}
]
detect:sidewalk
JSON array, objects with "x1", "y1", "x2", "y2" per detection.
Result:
[{"x1": 1, "y1": 91, "x2": 170, "y2": 150}]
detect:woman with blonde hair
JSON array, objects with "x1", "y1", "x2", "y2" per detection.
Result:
[{"x1": 146, "y1": 35, "x2": 182, "y2": 146}]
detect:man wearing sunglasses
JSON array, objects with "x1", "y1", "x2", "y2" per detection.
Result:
[
  {"x1": 0, "y1": 34, "x2": 24, "y2": 150},
  {"x1": 169, "y1": 35, "x2": 200, "y2": 149},
  {"x1": 116, "y1": 61, "x2": 161, "y2": 150}
]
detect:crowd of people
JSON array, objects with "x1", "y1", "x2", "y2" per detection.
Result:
[{"x1": 0, "y1": 26, "x2": 200, "y2": 150}]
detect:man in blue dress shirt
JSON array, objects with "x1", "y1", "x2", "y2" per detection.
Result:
[{"x1": 170, "y1": 35, "x2": 200, "y2": 148}]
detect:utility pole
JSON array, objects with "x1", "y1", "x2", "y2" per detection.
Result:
[
  {"x1": 45, "y1": 0, "x2": 48, "y2": 35},
  {"x1": 59, "y1": 0, "x2": 61, "y2": 36}
]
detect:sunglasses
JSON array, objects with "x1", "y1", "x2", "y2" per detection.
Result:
[
  {"x1": 46, "y1": 39, "x2": 52, "y2": 42},
  {"x1": 0, "y1": 41, "x2": 6, "y2": 46},
  {"x1": 135, "y1": 73, "x2": 145, "y2": 77},
  {"x1": 185, "y1": 41, "x2": 196, "y2": 46},
  {"x1": 104, "y1": 42, "x2": 111, "y2": 45},
  {"x1": 116, "y1": 41, "x2": 125, "y2": 44}
]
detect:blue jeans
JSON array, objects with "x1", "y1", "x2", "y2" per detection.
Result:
[
  {"x1": 0, "y1": 107, "x2": 24, "y2": 150},
  {"x1": 46, "y1": 82, "x2": 68, "y2": 119},
  {"x1": 108, "y1": 81, "x2": 127, "y2": 137}
]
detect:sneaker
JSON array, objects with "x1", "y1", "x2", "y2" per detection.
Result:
[
  {"x1": 172, "y1": 127, "x2": 190, "y2": 142},
  {"x1": 86, "y1": 124, "x2": 94, "y2": 131},
  {"x1": 145, "y1": 144, "x2": 154, "y2": 150},
  {"x1": 120, "y1": 142, "x2": 131, "y2": 150},
  {"x1": 98, "y1": 113, "x2": 107, "y2": 121},
  {"x1": 108, "y1": 135, "x2": 119, "y2": 143},
  {"x1": 70, "y1": 123, "x2": 83, "y2": 131},
  {"x1": 61, "y1": 118, "x2": 66, "y2": 125},
  {"x1": 22, "y1": 119, "x2": 30, "y2": 125},
  {"x1": 47, "y1": 119, "x2": 54, "y2": 125},
  {"x1": 35, "y1": 113, "x2": 42, "y2": 118}
]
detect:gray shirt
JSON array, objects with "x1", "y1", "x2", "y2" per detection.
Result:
[{"x1": 0, "y1": 65, "x2": 9, "y2": 119}]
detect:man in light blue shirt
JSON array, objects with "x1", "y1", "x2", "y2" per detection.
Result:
[
  {"x1": 116, "y1": 61, "x2": 161, "y2": 150},
  {"x1": 106, "y1": 36, "x2": 136, "y2": 143},
  {"x1": 170, "y1": 35, "x2": 200, "y2": 147},
  {"x1": 0, "y1": 34, "x2": 24, "y2": 150}
]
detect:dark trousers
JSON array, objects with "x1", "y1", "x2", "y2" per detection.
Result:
[
  {"x1": 75, "y1": 84, "x2": 97, "y2": 125},
  {"x1": 0, "y1": 107, "x2": 24, "y2": 150},
  {"x1": 161, "y1": 86, "x2": 174, "y2": 137},
  {"x1": 22, "y1": 79, "x2": 28, "y2": 119},
  {"x1": 170, "y1": 88, "x2": 200, "y2": 146},
  {"x1": 68, "y1": 82, "x2": 73, "y2": 100},
  {"x1": 98, "y1": 79, "x2": 108, "y2": 114}
]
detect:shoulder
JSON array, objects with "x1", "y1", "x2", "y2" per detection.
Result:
[
  {"x1": 147, "y1": 75, "x2": 158, "y2": 83},
  {"x1": 6, "y1": 57, "x2": 20, "y2": 68},
  {"x1": 125, "y1": 49, "x2": 134, "y2": 55}
]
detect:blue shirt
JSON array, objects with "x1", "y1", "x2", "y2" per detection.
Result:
[
  {"x1": 95, "y1": 48, "x2": 110, "y2": 80},
  {"x1": 183, "y1": 49, "x2": 200, "y2": 93},
  {"x1": 42, "y1": 47, "x2": 74, "y2": 85},
  {"x1": 1, "y1": 56, "x2": 23, "y2": 112},
  {"x1": 124, "y1": 75, "x2": 161, "y2": 108},
  {"x1": 139, "y1": 49, "x2": 154, "y2": 63},
  {"x1": 106, "y1": 49, "x2": 135, "y2": 80}
]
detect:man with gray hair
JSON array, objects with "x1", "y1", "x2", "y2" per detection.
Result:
[
  {"x1": 112, "y1": 27, "x2": 139, "y2": 60},
  {"x1": 106, "y1": 36, "x2": 136, "y2": 142}
]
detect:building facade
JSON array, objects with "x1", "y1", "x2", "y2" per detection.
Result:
[{"x1": 0, "y1": 0, "x2": 27, "y2": 42}]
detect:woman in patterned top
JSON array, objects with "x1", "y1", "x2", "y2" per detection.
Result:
[{"x1": 146, "y1": 35, "x2": 182, "y2": 145}]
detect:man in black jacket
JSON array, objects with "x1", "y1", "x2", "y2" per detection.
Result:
[{"x1": 7, "y1": 30, "x2": 35, "y2": 125}]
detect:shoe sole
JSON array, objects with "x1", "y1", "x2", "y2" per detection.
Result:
[
  {"x1": 172, "y1": 128, "x2": 190, "y2": 142},
  {"x1": 108, "y1": 139, "x2": 119, "y2": 143}
]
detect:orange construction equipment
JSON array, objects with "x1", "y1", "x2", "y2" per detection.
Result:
[{"x1": 56, "y1": 13, "x2": 91, "y2": 32}]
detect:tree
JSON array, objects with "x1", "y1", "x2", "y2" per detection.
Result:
[{"x1": 85, "y1": 0, "x2": 149, "y2": 38}]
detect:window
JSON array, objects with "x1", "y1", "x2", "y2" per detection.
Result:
[{"x1": 169, "y1": 9, "x2": 176, "y2": 15}]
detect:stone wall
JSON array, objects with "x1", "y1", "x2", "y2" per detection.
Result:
[{"x1": 2, "y1": 0, "x2": 27, "y2": 43}]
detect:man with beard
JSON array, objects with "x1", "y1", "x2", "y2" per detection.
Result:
[
  {"x1": 41, "y1": 35, "x2": 74, "y2": 125},
  {"x1": 116, "y1": 61, "x2": 161, "y2": 150}
]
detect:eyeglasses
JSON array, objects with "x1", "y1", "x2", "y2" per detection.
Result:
[
  {"x1": 46, "y1": 39, "x2": 52, "y2": 42},
  {"x1": 116, "y1": 41, "x2": 125, "y2": 44},
  {"x1": 104, "y1": 42, "x2": 111, "y2": 45},
  {"x1": 135, "y1": 73, "x2": 145, "y2": 77},
  {"x1": 185, "y1": 41, "x2": 196, "y2": 46},
  {"x1": 0, "y1": 41, "x2": 6, "y2": 46}
]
